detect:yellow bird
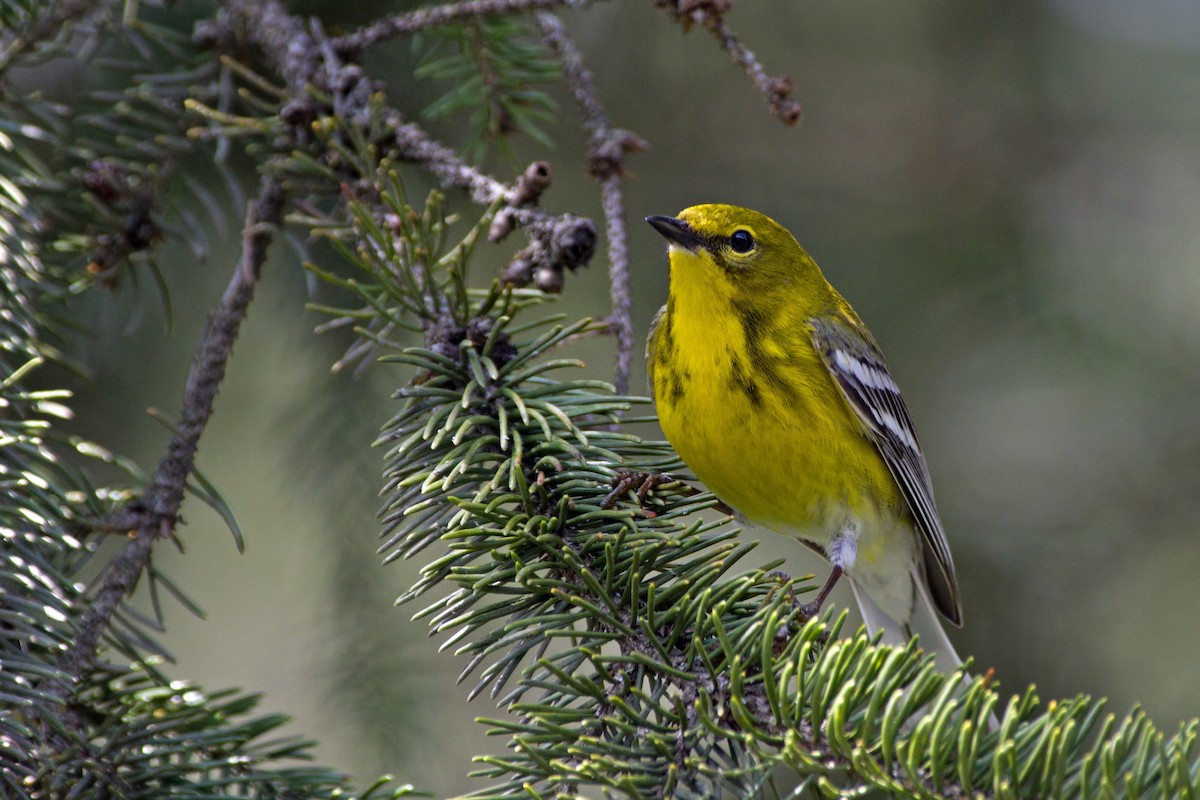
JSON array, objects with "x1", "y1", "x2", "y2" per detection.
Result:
[{"x1": 646, "y1": 204, "x2": 962, "y2": 666}]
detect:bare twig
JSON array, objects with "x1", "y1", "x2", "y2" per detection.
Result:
[
  {"x1": 201, "y1": 0, "x2": 596, "y2": 283},
  {"x1": 388, "y1": 118, "x2": 527, "y2": 209},
  {"x1": 536, "y1": 11, "x2": 645, "y2": 393},
  {"x1": 56, "y1": 179, "x2": 285, "y2": 691},
  {"x1": 598, "y1": 182, "x2": 635, "y2": 394},
  {"x1": 656, "y1": 0, "x2": 801, "y2": 126},
  {"x1": 331, "y1": 0, "x2": 590, "y2": 54}
]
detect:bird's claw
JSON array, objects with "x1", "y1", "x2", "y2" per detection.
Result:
[{"x1": 601, "y1": 470, "x2": 679, "y2": 509}]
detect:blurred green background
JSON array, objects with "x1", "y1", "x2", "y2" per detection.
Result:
[{"x1": 46, "y1": 1, "x2": 1200, "y2": 796}]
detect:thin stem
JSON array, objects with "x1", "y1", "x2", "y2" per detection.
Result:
[
  {"x1": 387, "y1": 117, "x2": 523, "y2": 209},
  {"x1": 331, "y1": 0, "x2": 591, "y2": 54},
  {"x1": 205, "y1": 0, "x2": 596, "y2": 276},
  {"x1": 57, "y1": 179, "x2": 285, "y2": 690},
  {"x1": 658, "y1": 1, "x2": 801, "y2": 126},
  {"x1": 599, "y1": 177, "x2": 634, "y2": 395},
  {"x1": 536, "y1": 11, "x2": 641, "y2": 394}
]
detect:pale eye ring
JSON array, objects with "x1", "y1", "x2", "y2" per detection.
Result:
[{"x1": 729, "y1": 229, "x2": 754, "y2": 253}]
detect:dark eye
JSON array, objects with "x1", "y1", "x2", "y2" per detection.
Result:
[{"x1": 729, "y1": 229, "x2": 754, "y2": 253}]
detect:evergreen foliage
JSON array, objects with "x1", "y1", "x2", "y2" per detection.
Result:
[
  {"x1": 0, "y1": 3, "x2": 410, "y2": 798},
  {"x1": 415, "y1": 16, "x2": 559, "y2": 159},
  {"x1": 1, "y1": 1, "x2": 1198, "y2": 798}
]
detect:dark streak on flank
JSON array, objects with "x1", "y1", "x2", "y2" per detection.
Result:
[
  {"x1": 727, "y1": 351, "x2": 762, "y2": 407},
  {"x1": 735, "y1": 304, "x2": 791, "y2": 397},
  {"x1": 661, "y1": 301, "x2": 681, "y2": 401},
  {"x1": 657, "y1": 317, "x2": 674, "y2": 359},
  {"x1": 653, "y1": 300, "x2": 691, "y2": 405},
  {"x1": 669, "y1": 370, "x2": 688, "y2": 404}
]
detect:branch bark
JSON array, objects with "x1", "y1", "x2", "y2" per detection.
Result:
[
  {"x1": 332, "y1": 0, "x2": 591, "y2": 54},
  {"x1": 202, "y1": 0, "x2": 596, "y2": 282},
  {"x1": 657, "y1": 0, "x2": 802, "y2": 125},
  {"x1": 535, "y1": 11, "x2": 644, "y2": 394},
  {"x1": 56, "y1": 179, "x2": 285, "y2": 692}
]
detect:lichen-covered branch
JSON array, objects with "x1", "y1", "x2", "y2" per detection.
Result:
[
  {"x1": 57, "y1": 179, "x2": 285, "y2": 691},
  {"x1": 199, "y1": 0, "x2": 595, "y2": 284},
  {"x1": 331, "y1": 0, "x2": 591, "y2": 54},
  {"x1": 656, "y1": 0, "x2": 802, "y2": 125},
  {"x1": 536, "y1": 10, "x2": 644, "y2": 394}
]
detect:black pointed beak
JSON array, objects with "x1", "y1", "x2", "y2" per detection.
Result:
[{"x1": 646, "y1": 215, "x2": 702, "y2": 252}]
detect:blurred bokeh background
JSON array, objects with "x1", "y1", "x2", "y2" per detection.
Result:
[{"x1": 40, "y1": 0, "x2": 1200, "y2": 795}]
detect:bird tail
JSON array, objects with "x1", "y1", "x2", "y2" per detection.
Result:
[
  {"x1": 850, "y1": 577, "x2": 1000, "y2": 731},
  {"x1": 849, "y1": 575, "x2": 962, "y2": 673}
]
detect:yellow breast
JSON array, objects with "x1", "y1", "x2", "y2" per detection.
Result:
[{"x1": 649, "y1": 258, "x2": 902, "y2": 547}]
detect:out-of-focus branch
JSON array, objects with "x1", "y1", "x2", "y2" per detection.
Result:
[
  {"x1": 0, "y1": 0, "x2": 102, "y2": 70},
  {"x1": 656, "y1": 0, "x2": 802, "y2": 126},
  {"x1": 331, "y1": 0, "x2": 590, "y2": 55},
  {"x1": 536, "y1": 11, "x2": 645, "y2": 394},
  {"x1": 200, "y1": 0, "x2": 596, "y2": 284},
  {"x1": 56, "y1": 179, "x2": 285, "y2": 692}
]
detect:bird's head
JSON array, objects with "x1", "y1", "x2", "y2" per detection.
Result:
[{"x1": 646, "y1": 205, "x2": 827, "y2": 308}]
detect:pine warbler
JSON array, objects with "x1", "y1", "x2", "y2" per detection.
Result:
[{"x1": 646, "y1": 204, "x2": 962, "y2": 665}]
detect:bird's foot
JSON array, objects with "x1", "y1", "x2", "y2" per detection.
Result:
[
  {"x1": 795, "y1": 599, "x2": 823, "y2": 621},
  {"x1": 600, "y1": 470, "x2": 681, "y2": 511},
  {"x1": 601, "y1": 471, "x2": 735, "y2": 519},
  {"x1": 794, "y1": 565, "x2": 844, "y2": 623}
]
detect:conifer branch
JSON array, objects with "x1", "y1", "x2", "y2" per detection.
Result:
[
  {"x1": 57, "y1": 179, "x2": 285, "y2": 692},
  {"x1": 330, "y1": 0, "x2": 591, "y2": 55},
  {"x1": 536, "y1": 10, "x2": 644, "y2": 394},
  {"x1": 656, "y1": 0, "x2": 802, "y2": 125},
  {"x1": 203, "y1": 0, "x2": 596, "y2": 283},
  {"x1": 0, "y1": 0, "x2": 105, "y2": 69},
  {"x1": 23, "y1": 3, "x2": 1200, "y2": 798}
]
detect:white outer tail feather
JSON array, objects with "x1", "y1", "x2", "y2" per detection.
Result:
[
  {"x1": 849, "y1": 571, "x2": 963, "y2": 674},
  {"x1": 849, "y1": 573, "x2": 1000, "y2": 732}
]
